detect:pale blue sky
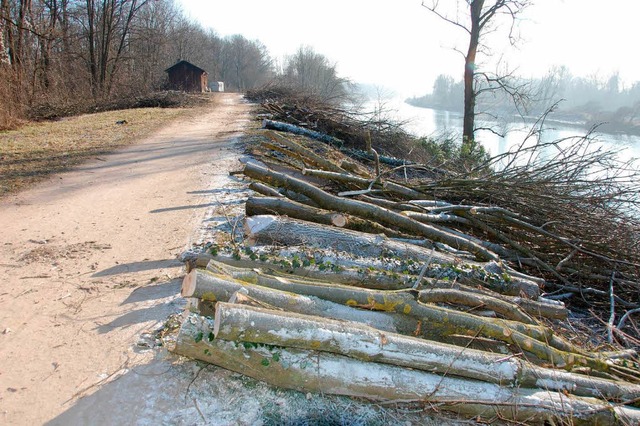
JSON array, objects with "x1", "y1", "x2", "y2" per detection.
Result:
[{"x1": 177, "y1": 0, "x2": 637, "y2": 97}]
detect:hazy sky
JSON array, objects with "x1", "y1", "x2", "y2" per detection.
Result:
[{"x1": 177, "y1": 0, "x2": 637, "y2": 98}]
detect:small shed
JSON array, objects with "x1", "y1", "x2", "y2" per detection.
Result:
[{"x1": 165, "y1": 60, "x2": 208, "y2": 92}]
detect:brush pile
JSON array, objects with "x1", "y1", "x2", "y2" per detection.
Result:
[{"x1": 169, "y1": 86, "x2": 640, "y2": 423}]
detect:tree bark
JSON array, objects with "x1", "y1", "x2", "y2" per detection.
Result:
[
  {"x1": 171, "y1": 312, "x2": 640, "y2": 424},
  {"x1": 182, "y1": 269, "x2": 593, "y2": 372},
  {"x1": 213, "y1": 302, "x2": 640, "y2": 401},
  {"x1": 243, "y1": 161, "x2": 499, "y2": 261},
  {"x1": 246, "y1": 196, "x2": 411, "y2": 239},
  {"x1": 244, "y1": 214, "x2": 540, "y2": 298},
  {"x1": 463, "y1": 0, "x2": 483, "y2": 144}
]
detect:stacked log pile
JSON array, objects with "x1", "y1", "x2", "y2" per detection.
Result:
[{"x1": 170, "y1": 126, "x2": 640, "y2": 423}]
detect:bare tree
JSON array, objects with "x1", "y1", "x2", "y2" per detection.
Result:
[
  {"x1": 421, "y1": 0, "x2": 530, "y2": 144},
  {"x1": 82, "y1": 0, "x2": 153, "y2": 98},
  {"x1": 283, "y1": 45, "x2": 349, "y2": 103},
  {"x1": 219, "y1": 34, "x2": 272, "y2": 91}
]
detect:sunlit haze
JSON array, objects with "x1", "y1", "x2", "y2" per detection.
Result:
[{"x1": 177, "y1": 0, "x2": 638, "y2": 98}]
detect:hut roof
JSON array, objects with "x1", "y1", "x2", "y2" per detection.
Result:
[{"x1": 165, "y1": 60, "x2": 207, "y2": 74}]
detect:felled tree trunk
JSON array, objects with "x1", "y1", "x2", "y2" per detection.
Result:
[
  {"x1": 244, "y1": 214, "x2": 540, "y2": 298},
  {"x1": 188, "y1": 266, "x2": 640, "y2": 382},
  {"x1": 181, "y1": 269, "x2": 422, "y2": 338},
  {"x1": 171, "y1": 312, "x2": 640, "y2": 424},
  {"x1": 213, "y1": 302, "x2": 640, "y2": 401},
  {"x1": 208, "y1": 257, "x2": 566, "y2": 320},
  {"x1": 243, "y1": 161, "x2": 498, "y2": 261},
  {"x1": 246, "y1": 196, "x2": 410, "y2": 238}
]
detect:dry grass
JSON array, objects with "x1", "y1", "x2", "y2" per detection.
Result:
[{"x1": 0, "y1": 103, "x2": 209, "y2": 197}]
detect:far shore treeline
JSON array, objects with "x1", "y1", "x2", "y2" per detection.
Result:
[{"x1": 407, "y1": 71, "x2": 640, "y2": 136}]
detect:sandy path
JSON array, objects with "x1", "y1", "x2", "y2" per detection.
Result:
[{"x1": 0, "y1": 93, "x2": 253, "y2": 425}]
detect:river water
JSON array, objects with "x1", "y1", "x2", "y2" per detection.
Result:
[{"x1": 384, "y1": 100, "x2": 640, "y2": 161}]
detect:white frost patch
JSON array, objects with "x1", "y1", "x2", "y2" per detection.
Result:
[{"x1": 536, "y1": 378, "x2": 577, "y2": 392}]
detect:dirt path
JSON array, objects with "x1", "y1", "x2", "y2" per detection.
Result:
[{"x1": 0, "y1": 93, "x2": 254, "y2": 425}]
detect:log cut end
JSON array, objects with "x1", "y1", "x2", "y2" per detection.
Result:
[
  {"x1": 330, "y1": 214, "x2": 347, "y2": 227},
  {"x1": 182, "y1": 269, "x2": 198, "y2": 298}
]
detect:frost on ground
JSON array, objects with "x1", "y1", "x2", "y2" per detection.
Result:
[{"x1": 50, "y1": 332, "x2": 467, "y2": 426}]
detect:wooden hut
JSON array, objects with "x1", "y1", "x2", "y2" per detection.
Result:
[{"x1": 165, "y1": 60, "x2": 208, "y2": 92}]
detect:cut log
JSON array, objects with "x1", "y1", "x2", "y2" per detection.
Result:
[
  {"x1": 182, "y1": 269, "x2": 597, "y2": 373},
  {"x1": 244, "y1": 214, "x2": 540, "y2": 298},
  {"x1": 264, "y1": 131, "x2": 347, "y2": 174},
  {"x1": 248, "y1": 182, "x2": 284, "y2": 198},
  {"x1": 302, "y1": 168, "x2": 424, "y2": 200},
  {"x1": 243, "y1": 161, "x2": 499, "y2": 261},
  {"x1": 246, "y1": 196, "x2": 348, "y2": 227},
  {"x1": 213, "y1": 302, "x2": 640, "y2": 401},
  {"x1": 246, "y1": 196, "x2": 412, "y2": 239},
  {"x1": 171, "y1": 313, "x2": 640, "y2": 424},
  {"x1": 181, "y1": 269, "x2": 423, "y2": 339},
  {"x1": 262, "y1": 119, "x2": 344, "y2": 147}
]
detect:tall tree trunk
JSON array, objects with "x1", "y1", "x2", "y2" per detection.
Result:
[
  {"x1": 0, "y1": 0, "x2": 10, "y2": 65},
  {"x1": 463, "y1": 0, "x2": 484, "y2": 144},
  {"x1": 14, "y1": 0, "x2": 31, "y2": 68},
  {"x1": 86, "y1": 0, "x2": 98, "y2": 97}
]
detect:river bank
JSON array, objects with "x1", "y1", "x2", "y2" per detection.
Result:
[{"x1": 383, "y1": 99, "x2": 640, "y2": 159}]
